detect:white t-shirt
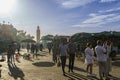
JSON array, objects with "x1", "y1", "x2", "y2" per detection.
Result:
[
  {"x1": 85, "y1": 47, "x2": 94, "y2": 64},
  {"x1": 95, "y1": 45, "x2": 107, "y2": 62},
  {"x1": 85, "y1": 47, "x2": 94, "y2": 60}
]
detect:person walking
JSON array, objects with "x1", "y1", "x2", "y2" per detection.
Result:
[
  {"x1": 11, "y1": 42, "x2": 16, "y2": 63},
  {"x1": 31, "y1": 43, "x2": 35, "y2": 54},
  {"x1": 40, "y1": 44, "x2": 43, "y2": 51},
  {"x1": 52, "y1": 43, "x2": 58, "y2": 63},
  {"x1": 85, "y1": 43, "x2": 94, "y2": 76},
  {"x1": 16, "y1": 43, "x2": 21, "y2": 54},
  {"x1": 68, "y1": 39, "x2": 76, "y2": 73},
  {"x1": 95, "y1": 40, "x2": 108, "y2": 80},
  {"x1": 47, "y1": 43, "x2": 52, "y2": 54},
  {"x1": 27, "y1": 43, "x2": 30, "y2": 52},
  {"x1": 34, "y1": 43, "x2": 39, "y2": 59},
  {"x1": 7, "y1": 44, "x2": 13, "y2": 63},
  {"x1": 103, "y1": 40, "x2": 112, "y2": 76},
  {"x1": 59, "y1": 38, "x2": 68, "y2": 76}
]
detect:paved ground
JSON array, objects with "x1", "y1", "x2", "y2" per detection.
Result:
[{"x1": 0, "y1": 49, "x2": 120, "y2": 80}]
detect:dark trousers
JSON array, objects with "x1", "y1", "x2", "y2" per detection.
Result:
[
  {"x1": 69, "y1": 54, "x2": 75, "y2": 71},
  {"x1": 36, "y1": 49, "x2": 38, "y2": 53},
  {"x1": 48, "y1": 48, "x2": 51, "y2": 53},
  {"x1": 60, "y1": 56, "x2": 66, "y2": 73},
  {"x1": 7, "y1": 54, "x2": 11, "y2": 62}
]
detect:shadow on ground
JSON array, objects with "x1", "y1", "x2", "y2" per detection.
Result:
[
  {"x1": 65, "y1": 72, "x2": 99, "y2": 80},
  {"x1": 108, "y1": 75, "x2": 120, "y2": 80},
  {"x1": 112, "y1": 61, "x2": 120, "y2": 67},
  {"x1": 66, "y1": 65, "x2": 86, "y2": 73},
  {"x1": 8, "y1": 63, "x2": 25, "y2": 80},
  {"x1": 32, "y1": 62, "x2": 55, "y2": 67},
  {"x1": 41, "y1": 50, "x2": 49, "y2": 54}
]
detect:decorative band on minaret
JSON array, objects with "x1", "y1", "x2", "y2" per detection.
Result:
[{"x1": 36, "y1": 26, "x2": 40, "y2": 42}]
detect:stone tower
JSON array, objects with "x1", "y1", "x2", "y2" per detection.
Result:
[{"x1": 36, "y1": 26, "x2": 40, "y2": 42}]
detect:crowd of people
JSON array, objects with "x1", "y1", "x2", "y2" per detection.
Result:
[
  {"x1": 26, "y1": 43, "x2": 43, "y2": 59},
  {"x1": 6, "y1": 42, "x2": 44, "y2": 63},
  {"x1": 52, "y1": 38, "x2": 118, "y2": 80},
  {"x1": 7, "y1": 42, "x2": 20, "y2": 63},
  {"x1": 5, "y1": 38, "x2": 119, "y2": 80}
]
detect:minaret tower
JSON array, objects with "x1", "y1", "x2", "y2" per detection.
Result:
[{"x1": 36, "y1": 26, "x2": 40, "y2": 42}]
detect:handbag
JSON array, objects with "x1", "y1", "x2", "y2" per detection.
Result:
[{"x1": 57, "y1": 57, "x2": 61, "y2": 67}]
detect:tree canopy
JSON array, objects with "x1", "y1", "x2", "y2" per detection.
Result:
[{"x1": 0, "y1": 22, "x2": 34, "y2": 42}]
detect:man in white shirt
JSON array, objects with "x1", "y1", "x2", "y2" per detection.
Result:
[{"x1": 95, "y1": 40, "x2": 108, "y2": 80}]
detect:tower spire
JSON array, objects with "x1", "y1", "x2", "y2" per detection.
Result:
[{"x1": 36, "y1": 26, "x2": 40, "y2": 42}]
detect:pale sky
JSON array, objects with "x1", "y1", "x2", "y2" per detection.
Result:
[{"x1": 0, "y1": 0, "x2": 120, "y2": 38}]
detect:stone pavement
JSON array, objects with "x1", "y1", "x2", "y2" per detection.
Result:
[{"x1": 0, "y1": 49, "x2": 120, "y2": 80}]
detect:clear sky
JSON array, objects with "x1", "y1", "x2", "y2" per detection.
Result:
[{"x1": 0, "y1": 0, "x2": 120, "y2": 37}]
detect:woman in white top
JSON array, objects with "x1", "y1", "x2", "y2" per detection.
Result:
[{"x1": 85, "y1": 43, "x2": 94, "y2": 75}]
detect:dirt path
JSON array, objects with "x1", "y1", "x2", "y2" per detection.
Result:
[{"x1": 0, "y1": 49, "x2": 120, "y2": 80}]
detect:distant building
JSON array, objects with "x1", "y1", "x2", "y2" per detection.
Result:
[{"x1": 36, "y1": 26, "x2": 40, "y2": 42}]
